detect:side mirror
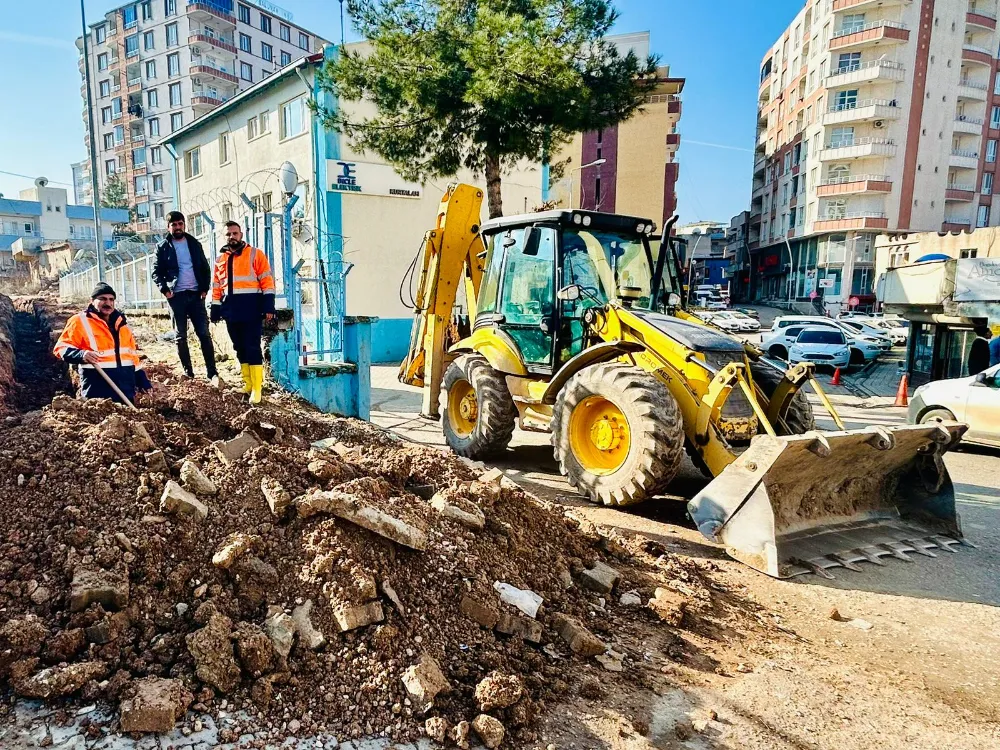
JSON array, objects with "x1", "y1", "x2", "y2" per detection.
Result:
[
  {"x1": 557, "y1": 284, "x2": 581, "y2": 301},
  {"x1": 667, "y1": 292, "x2": 681, "y2": 307},
  {"x1": 522, "y1": 226, "x2": 541, "y2": 256},
  {"x1": 975, "y1": 371, "x2": 988, "y2": 385}
]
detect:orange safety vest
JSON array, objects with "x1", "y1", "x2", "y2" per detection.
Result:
[
  {"x1": 54, "y1": 309, "x2": 141, "y2": 370},
  {"x1": 211, "y1": 243, "x2": 275, "y2": 320}
]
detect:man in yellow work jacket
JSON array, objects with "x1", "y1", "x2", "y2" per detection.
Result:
[{"x1": 210, "y1": 220, "x2": 275, "y2": 403}]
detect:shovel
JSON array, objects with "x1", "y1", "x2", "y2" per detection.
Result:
[{"x1": 93, "y1": 366, "x2": 139, "y2": 412}]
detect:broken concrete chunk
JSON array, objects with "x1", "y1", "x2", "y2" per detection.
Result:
[
  {"x1": 180, "y1": 460, "x2": 217, "y2": 496},
  {"x1": 460, "y1": 595, "x2": 499, "y2": 629},
  {"x1": 263, "y1": 610, "x2": 297, "y2": 658},
  {"x1": 380, "y1": 580, "x2": 405, "y2": 614},
  {"x1": 128, "y1": 422, "x2": 155, "y2": 452},
  {"x1": 214, "y1": 430, "x2": 261, "y2": 465},
  {"x1": 291, "y1": 600, "x2": 326, "y2": 650},
  {"x1": 11, "y1": 659, "x2": 107, "y2": 699},
  {"x1": 144, "y1": 449, "x2": 169, "y2": 473},
  {"x1": 495, "y1": 612, "x2": 543, "y2": 644},
  {"x1": 429, "y1": 491, "x2": 486, "y2": 531},
  {"x1": 553, "y1": 613, "x2": 607, "y2": 657},
  {"x1": 401, "y1": 653, "x2": 450, "y2": 714},
  {"x1": 69, "y1": 566, "x2": 129, "y2": 612},
  {"x1": 576, "y1": 560, "x2": 621, "y2": 595},
  {"x1": 648, "y1": 587, "x2": 687, "y2": 627},
  {"x1": 234, "y1": 623, "x2": 276, "y2": 678},
  {"x1": 474, "y1": 672, "x2": 524, "y2": 712},
  {"x1": 297, "y1": 488, "x2": 427, "y2": 550},
  {"x1": 211, "y1": 532, "x2": 259, "y2": 569},
  {"x1": 596, "y1": 651, "x2": 625, "y2": 672},
  {"x1": 472, "y1": 714, "x2": 505, "y2": 749},
  {"x1": 450, "y1": 719, "x2": 471, "y2": 749},
  {"x1": 425, "y1": 716, "x2": 449, "y2": 744},
  {"x1": 332, "y1": 601, "x2": 384, "y2": 633},
  {"x1": 261, "y1": 477, "x2": 292, "y2": 518},
  {"x1": 493, "y1": 581, "x2": 542, "y2": 618},
  {"x1": 119, "y1": 677, "x2": 193, "y2": 733},
  {"x1": 160, "y1": 481, "x2": 209, "y2": 521},
  {"x1": 186, "y1": 613, "x2": 240, "y2": 693}
]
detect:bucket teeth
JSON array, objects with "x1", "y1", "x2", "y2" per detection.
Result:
[
  {"x1": 854, "y1": 548, "x2": 886, "y2": 566},
  {"x1": 877, "y1": 543, "x2": 914, "y2": 562},
  {"x1": 828, "y1": 554, "x2": 863, "y2": 572},
  {"x1": 904, "y1": 542, "x2": 937, "y2": 558},
  {"x1": 798, "y1": 560, "x2": 836, "y2": 579}
]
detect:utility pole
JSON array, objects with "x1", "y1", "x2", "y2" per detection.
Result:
[
  {"x1": 80, "y1": 0, "x2": 106, "y2": 281},
  {"x1": 339, "y1": 0, "x2": 346, "y2": 45}
]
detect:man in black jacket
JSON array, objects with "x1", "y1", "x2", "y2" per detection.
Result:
[{"x1": 152, "y1": 211, "x2": 219, "y2": 383}]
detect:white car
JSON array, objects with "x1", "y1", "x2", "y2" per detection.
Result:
[
  {"x1": 729, "y1": 311, "x2": 761, "y2": 332},
  {"x1": 788, "y1": 327, "x2": 851, "y2": 369},
  {"x1": 908, "y1": 364, "x2": 1000, "y2": 448},
  {"x1": 707, "y1": 311, "x2": 758, "y2": 332},
  {"x1": 765, "y1": 318, "x2": 882, "y2": 366},
  {"x1": 873, "y1": 318, "x2": 909, "y2": 345},
  {"x1": 838, "y1": 319, "x2": 896, "y2": 349},
  {"x1": 698, "y1": 311, "x2": 742, "y2": 332}
]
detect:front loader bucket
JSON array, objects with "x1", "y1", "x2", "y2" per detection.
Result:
[{"x1": 687, "y1": 423, "x2": 969, "y2": 578}]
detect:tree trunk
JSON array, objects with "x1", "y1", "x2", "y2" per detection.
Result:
[{"x1": 484, "y1": 153, "x2": 503, "y2": 219}]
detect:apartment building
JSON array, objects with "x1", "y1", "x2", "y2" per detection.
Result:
[
  {"x1": 71, "y1": 160, "x2": 93, "y2": 206},
  {"x1": 76, "y1": 0, "x2": 330, "y2": 234},
  {"x1": 748, "y1": 0, "x2": 1000, "y2": 314},
  {"x1": 675, "y1": 221, "x2": 730, "y2": 291}
]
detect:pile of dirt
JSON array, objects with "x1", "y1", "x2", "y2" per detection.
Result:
[
  {"x1": 0, "y1": 373, "x2": 721, "y2": 746},
  {"x1": 0, "y1": 295, "x2": 15, "y2": 415},
  {"x1": 10, "y1": 295, "x2": 75, "y2": 411}
]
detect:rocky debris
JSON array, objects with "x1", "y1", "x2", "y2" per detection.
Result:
[
  {"x1": 596, "y1": 650, "x2": 625, "y2": 672},
  {"x1": 576, "y1": 560, "x2": 621, "y2": 594},
  {"x1": 119, "y1": 677, "x2": 193, "y2": 733},
  {"x1": 475, "y1": 672, "x2": 525, "y2": 712},
  {"x1": 214, "y1": 430, "x2": 261, "y2": 465},
  {"x1": 11, "y1": 659, "x2": 106, "y2": 698},
  {"x1": 425, "y1": 716, "x2": 449, "y2": 744},
  {"x1": 1, "y1": 616, "x2": 49, "y2": 657},
  {"x1": 380, "y1": 579, "x2": 405, "y2": 614},
  {"x1": 159, "y1": 480, "x2": 209, "y2": 521},
  {"x1": 619, "y1": 591, "x2": 643, "y2": 607},
  {"x1": 291, "y1": 599, "x2": 325, "y2": 650},
  {"x1": 186, "y1": 613, "x2": 240, "y2": 693},
  {"x1": 261, "y1": 476, "x2": 292, "y2": 517},
  {"x1": 472, "y1": 714, "x2": 505, "y2": 749},
  {"x1": 46, "y1": 628, "x2": 85, "y2": 663},
  {"x1": 460, "y1": 595, "x2": 499, "y2": 629},
  {"x1": 429, "y1": 489, "x2": 486, "y2": 531},
  {"x1": 69, "y1": 566, "x2": 129, "y2": 612},
  {"x1": 332, "y1": 601, "x2": 384, "y2": 633},
  {"x1": 401, "y1": 653, "x2": 450, "y2": 713},
  {"x1": 493, "y1": 581, "x2": 542, "y2": 618},
  {"x1": 553, "y1": 614, "x2": 607, "y2": 657},
  {"x1": 144, "y1": 449, "x2": 169, "y2": 473},
  {"x1": 234, "y1": 623, "x2": 276, "y2": 678},
  {"x1": 495, "y1": 612, "x2": 542, "y2": 643},
  {"x1": 179, "y1": 460, "x2": 217, "y2": 495},
  {"x1": 648, "y1": 587, "x2": 687, "y2": 626},
  {"x1": 263, "y1": 610, "x2": 296, "y2": 658},
  {"x1": 450, "y1": 719, "x2": 471, "y2": 749},
  {"x1": 296, "y1": 484, "x2": 428, "y2": 550},
  {"x1": 211, "y1": 532, "x2": 259, "y2": 568}
]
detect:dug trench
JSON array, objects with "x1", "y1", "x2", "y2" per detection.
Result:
[{"x1": 0, "y1": 292, "x2": 787, "y2": 748}]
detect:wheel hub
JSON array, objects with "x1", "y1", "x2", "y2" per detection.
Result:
[
  {"x1": 590, "y1": 416, "x2": 624, "y2": 452},
  {"x1": 459, "y1": 392, "x2": 478, "y2": 422}
]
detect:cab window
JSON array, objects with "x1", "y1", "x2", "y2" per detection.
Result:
[
  {"x1": 498, "y1": 226, "x2": 556, "y2": 366},
  {"x1": 477, "y1": 231, "x2": 509, "y2": 317}
]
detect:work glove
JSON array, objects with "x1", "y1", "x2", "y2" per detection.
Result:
[
  {"x1": 135, "y1": 369, "x2": 153, "y2": 393},
  {"x1": 210, "y1": 306, "x2": 223, "y2": 323}
]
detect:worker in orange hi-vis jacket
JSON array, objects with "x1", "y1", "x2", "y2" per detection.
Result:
[
  {"x1": 210, "y1": 220, "x2": 275, "y2": 404},
  {"x1": 54, "y1": 282, "x2": 152, "y2": 404}
]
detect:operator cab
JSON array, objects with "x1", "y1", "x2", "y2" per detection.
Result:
[{"x1": 475, "y1": 210, "x2": 681, "y2": 376}]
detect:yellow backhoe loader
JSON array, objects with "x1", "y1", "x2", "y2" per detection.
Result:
[{"x1": 399, "y1": 184, "x2": 968, "y2": 578}]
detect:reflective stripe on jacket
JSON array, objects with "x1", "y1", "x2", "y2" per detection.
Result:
[
  {"x1": 211, "y1": 243, "x2": 275, "y2": 321},
  {"x1": 53, "y1": 307, "x2": 142, "y2": 403}
]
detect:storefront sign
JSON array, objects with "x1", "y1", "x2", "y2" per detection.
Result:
[
  {"x1": 327, "y1": 160, "x2": 423, "y2": 198},
  {"x1": 818, "y1": 278, "x2": 835, "y2": 289},
  {"x1": 761, "y1": 253, "x2": 781, "y2": 268},
  {"x1": 256, "y1": 0, "x2": 293, "y2": 22},
  {"x1": 954, "y1": 258, "x2": 1000, "y2": 301}
]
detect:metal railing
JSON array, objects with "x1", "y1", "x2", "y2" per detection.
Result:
[
  {"x1": 943, "y1": 216, "x2": 972, "y2": 224},
  {"x1": 59, "y1": 243, "x2": 164, "y2": 309},
  {"x1": 827, "y1": 97, "x2": 899, "y2": 113},
  {"x1": 969, "y1": 4, "x2": 998, "y2": 20},
  {"x1": 819, "y1": 173, "x2": 890, "y2": 185},
  {"x1": 832, "y1": 20, "x2": 908, "y2": 39},
  {"x1": 956, "y1": 114, "x2": 986, "y2": 124},
  {"x1": 963, "y1": 43, "x2": 993, "y2": 55},
  {"x1": 819, "y1": 211, "x2": 888, "y2": 221},
  {"x1": 946, "y1": 183, "x2": 976, "y2": 191},
  {"x1": 951, "y1": 148, "x2": 980, "y2": 158},
  {"x1": 825, "y1": 136, "x2": 896, "y2": 148},
  {"x1": 958, "y1": 78, "x2": 989, "y2": 89},
  {"x1": 828, "y1": 59, "x2": 904, "y2": 77}
]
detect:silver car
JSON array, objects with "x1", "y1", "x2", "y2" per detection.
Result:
[{"x1": 908, "y1": 364, "x2": 1000, "y2": 448}]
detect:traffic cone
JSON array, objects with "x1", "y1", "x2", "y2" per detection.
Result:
[
  {"x1": 894, "y1": 373, "x2": 909, "y2": 407},
  {"x1": 830, "y1": 367, "x2": 842, "y2": 386}
]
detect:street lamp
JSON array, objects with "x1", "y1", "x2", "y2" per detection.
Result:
[{"x1": 568, "y1": 158, "x2": 607, "y2": 209}]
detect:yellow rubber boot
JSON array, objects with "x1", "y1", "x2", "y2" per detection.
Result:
[
  {"x1": 240, "y1": 363, "x2": 252, "y2": 394},
  {"x1": 249, "y1": 364, "x2": 264, "y2": 404}
]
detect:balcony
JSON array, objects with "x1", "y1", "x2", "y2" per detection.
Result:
[
  {"x1": 945, "y1": 184, "x2": 976, "y2": 201},
  {"x1": 190, "y1": 64, "x2": 238, "y2": 84},
  {"x1": 826, "y1": 59, "x2": 905, "y2": 87},
  {"x1": 666, "y1": 133, "x2": 680, "y2": 148},
  {"x1": 819, "y1": 137, "x2": 897, "y2": 161},
  {"x1": 962, "y1": 44, "x2": 993, "y2": 65},
  {"x1": 129, "y1": 133, "x2": 145, "y2": 145},
  {"x1": 186, "y1": 1, "x2": 235, "y2": 24},
  {"x1": 957, "y1": 78, "x2": 989, "y2": 100},
  {"x1": 950, "y1": 148, "x2": 980, "y2": 169},
  {"x1": 192, "y1": 93, "x2": 230, "y2": 108},
  {"x1": 833, "y1": 0, "x2": 909, "y2": 9},
  {"x1": 813, "y1": 211, "x2": 889, "y2": 231},
  {"x1": 954, "y1": 114, "x2": 985, "y2": 134},
  {"x1": 942, "y1": 219, "x2": 973, "y2": 231},
  {"x1": 667, "y1": 97, "x2": 681, "y2": 117},
  {"x1": 821, "y1": 98, "x2": 901, "y2": 126},
  {"x1": 830, "y1": 21, "x2": 910, "y2": 50},
  {"x1": 188, "y1": 32, "x2": 238, "y2": 55},
  {"x1": 816, "y1": 174, "x2": 892, "y2": 196},
  {"x1": 753, "y1": 156, "x2": 766, "y2": 175},
  {"x1": 127, "y1": 78, "x2": 142, "y2": 93},
  {"x1": 756, "y1": 129, "x2": 767, "y2": 147},
  {"x1": 967, "y1": 10, "x2": 998, "y2": 31}
]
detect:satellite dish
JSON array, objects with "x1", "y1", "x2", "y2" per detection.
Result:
[
  {"x1": 35, "y1": 177, "x2": 49, "y2": 188},
  {"x1": 279, "y1": 161, "x2": 298, "y2": 196}
]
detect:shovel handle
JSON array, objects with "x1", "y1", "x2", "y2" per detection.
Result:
[{"x1": 93, "y1": 366, "x2": 139, "y2": 411}]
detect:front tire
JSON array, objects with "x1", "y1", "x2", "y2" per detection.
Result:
[
  {"x1": 551, "y1": 363, "x2": 685, "y2": 506},
  {"x1": 750, "y1": 360, "x2": 816, "y2": 435},
  {"x1": 441, "y1": 354, "x2": 517, "y2": 459}
]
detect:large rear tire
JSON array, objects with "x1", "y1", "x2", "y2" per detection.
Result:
[
  {"x1": 441, "y1": 354, "x2": 517, "y2": 459},
  {"x1": 551, "y1": 363, "x2": 685, "y2": 506},
  {"x1": 750, "y1": 360, "x2": 815, "y2": 435}
]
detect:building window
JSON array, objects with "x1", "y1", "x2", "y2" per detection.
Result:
[
  {"x1": 167, "y1": 52, "x2": 180, "y2": 76},
  {"x1": 280, "y1": 51, "x2": 291, "y2": 66},
  {"x1": 149, "y1": 117, "x2": 160, "y2": 136},
  {"x1": 783, "y1": 151, "x2": 792, "y2": 172},
  {"x1": 101, "y1": 106, "x2": 112, "y2": 124},
  {"x1": 97, "y1": 53, "x2": 108, "y2": 70},
  {"x1": 152, "y1": 174, "x2": 164, "y2": 193},
  {"x1": 977, "y1": 204, "x2": 990, "y2": 227},
  {"x1": 164, "y1": 0, "x2": 176, "y2": 16},
  {"x1": 280, "y1": 96, "x2": 306, "y2": 140},
  {"x1": 123, "y1": 4, "x2": 137, "y2": 28},
  {"x1": 114, "y1": 125, "x2": 124, "y2": 144},
  {"x1": 984, "y1": 172, "x2": 994, "y2": 195},
  {"x1": 833, "y1": 89, "x2": 858, "y2": 111},
  {"x1": 105, "y1": 159, "x2": 117, "y2": 175},
  {"x1": 298, "y1": 32, "x2": 309, "y2": 50},
  {"x1": 166, "y1": 22, "x2": 178, "y2": 47},
  {"x1": 222, "y1": 202, "x2": 233, "y2": 221},
  {"x1": 147, "y1": 88, "x2": 158, "y2": 107},
  {"x1": 840, "y1": 13, "x2": 865, "y2": 34},
  {"x1": 154, "y1": 202, "x2": 165, "y2": 220},
  {"x1": 95, "y1": 25, "x2": 107, "y2": 44},
  {"x1": 143, "y1": 30, "x2": 155, "y2": 50},
  {"x1": 241, "y1": 62, "x2": 253, "y2": 81},
  {"x1": 826, "y1": 199, "x2": 847, "y2": 219},
  {"x1": 133, "y1": 148, "x2": 146, "y2": 167},
  {"x1": 260, "y1": 13, "x2": 272, "y2": 34},
  {"x1": 247, "y1": 114, "x2": 259, "y2": 139},
  {"x1": 184, "y1": 147, "x2": 201, "y2": 179},
  {"x1": 146, "y1": 60, "x2": 156, "y2": 78},
  {"x1": 125, "y1": 34, "x2": 139, "y2": 57},
  {"x1": 140, "y1": 1, "x2": 152, "y2": 20},
  {"x1": 261, "y1": 42, "x2": 272, "y2": 62},
  {"x1": 219, "y1": 132, "x2": 230, "y2": 164},
  {"x1": 989, "y1": 140, "x2": 998, "y2": 163},
  {"x1": 239, "y1": 33, "x2": 251, "y2": 52},
  {"x1": 238, "y1": 3, "x2": 251, "y2": 24},
  {"x1": 150, "y1": 146, "x2": 162, "y2": 164},
  {"x1": 168, "y1": 82, "x2": 181, "y2": 106},
  {"x1": 960, "y1": 248, "x2": 978, "y2": 258},
  {"x1": 280, "y1": 23, "x2": 290, "y2": 42},
  {"x1": 103, "y1": 133, "x2": 114, "y2": 149},
  {"x1": 836, "y1": 52, "x2": 861, "y2": 72},
  {"x1": 829, "y1": 126, "x2": 855, "y2": 148},
  {"x1": 99, "y1": 79, "x2": 111, "y2": 97},
  {"x1": 170, "y1": 112, "x2": 183, "y2": 131}
]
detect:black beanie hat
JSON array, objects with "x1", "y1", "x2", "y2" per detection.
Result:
[{"x1": 91, "y1": 282, "x2": 117, "y2": 299}]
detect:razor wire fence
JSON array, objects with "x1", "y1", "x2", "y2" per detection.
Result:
[{"x1": 58, "y1": 242, "x2": 166, "y2": 310}]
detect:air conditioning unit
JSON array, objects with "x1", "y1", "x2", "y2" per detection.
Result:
[
  {"x1": 291, "y1": 219, "x2": 306, "y2": 237},
  {"x1": 192, "y1": 77, "x2": 202, "y2": 86},
  {"x1": 873, "y1": 119, "x2": 886, "y2": 129},
  {"x1": 192, "y1": 45, "x2": 201, "y2": 55}
]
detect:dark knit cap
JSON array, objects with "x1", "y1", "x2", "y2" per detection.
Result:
[{"x1": 91, "y1": 282, "x2": 117, "y2": 299}]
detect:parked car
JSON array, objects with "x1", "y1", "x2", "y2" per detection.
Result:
[
  {"x1": 766, "y1": 316, "x2": 883, "y2": 365},
  {"x1": 729, "y1": 311, "x2": 761, "y2": 332},
  {"x1": 839, "y1": 319, "x2": 898, "y2": 348},
  {"x1": 771, "y1": 315, "x2": 891, "y2": 352},
  {"x1": 697, "y1": 311, "x2": 743, "y2": 332},
  {"x1": 908, "y1": 364, "x2": 1000, "y2": 448},
  {"x1": 706, "y1": 311, "x2": 759, "y2": 332},
  {"x1": 787, "y1": 328, "x2": 851, "y2": 370},
  {"x1": 873, "y1": 318, "x2": 909, "y2": 345},
  {"x1": 733, "y1": 307, "x2": 760, "y2": 320}
]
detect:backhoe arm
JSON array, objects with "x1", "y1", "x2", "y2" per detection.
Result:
[{"x1": 398, "y1": 184, "x2": 486, "y2": 418}]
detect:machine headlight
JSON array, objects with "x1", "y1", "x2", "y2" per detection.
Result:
[
  {"x1": 636, "y1": 223, "x2": 646, "y2": 233},
  {"x1": 582, "y1": 215, "x2": 592, "y2": 226},
  {"x1": 573, "y1": 214, "x2": 583, "y2": 225}
]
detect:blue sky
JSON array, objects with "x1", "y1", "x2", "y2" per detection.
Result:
[{"x1": 0, "y1": 0, "x2": 804, "y2": 224}]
